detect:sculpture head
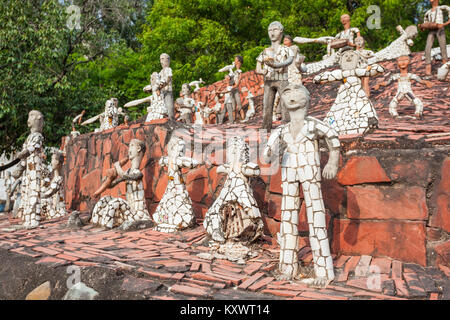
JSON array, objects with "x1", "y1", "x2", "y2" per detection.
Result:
[
  {"x1": 167, "y1": 135, "x2": 185, "y2": 159},
  {"x1": 181, "y1": 83, "x2": 191, "y2": 97},
  {"x1": 283, "y1": 34, "x2": 293, "y2": 47},
  {"x1": 339, "y1": 49, "x2": 359, "y2": 70},
  {"x1": 160, "y1": 53, "x2": 170, "y2": 68},
  {"x1": 268, "y1": 21, "x2": 284, "y2": 43},
  {"x1": 150, "y1": 72, "x2": 160, "y2": 95},
  {"x1": 27, "y1": 110, "x2": 44, "y2": 133},
  {"x1": 226, "y1": 136, "x2": 249, "y2": 165},
  {"x1": 397, "y1": 55, "x2": 410, "y2": 70},
  {"x1": 234, "y1": 55, "x2": 243, "y2": 69},
  {"x1": 340, "y1": 14, "x2": 351, "y2": 28},
  {"x1": 404, "y1": 25, "x2": 418, "y2": 40},
  {"x1": 431, "y1": 0, "x2": 439, "y2": 7},
  {"x1": 105, "y1": 98, "x2": 118, "y2": 111},
  {"x1": 355, "y1": 36, "x2": 365, "y2": 49},
  {"x1": 128, "y1": 139, "x2": 146, "y2": 161},
  {"x1": 50, "y1": 150, "x2": 64, "y2": 171},
  {"x1": 281, "y1": 84, "x2": 310, "y2": 119}
]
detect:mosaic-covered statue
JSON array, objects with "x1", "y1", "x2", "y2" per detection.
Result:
[
  {"x1": 203, "y1": 136, "x2": 264, "y2": 260},
  {"x1": 41, "y1": 149, "x2": 66, "y2": 219},
  {"x1": 153, "y1": 135, "x2": 199, "y2": 233},
  {"x1": 313, "y1": 49, "x2": 384, "y2": 135},
  {"x1": 91, "y1": 139, "x2": 151, "y2": 228},
  {"x1": 81, "y1": 98, "x2": 127, "y2": 132},
  {"x1": 264, "y1": 84, "x2": 340, "y2": 287}
]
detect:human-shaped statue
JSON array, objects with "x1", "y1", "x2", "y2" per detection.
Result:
[
  {"x1": 124, "y1": 72, "x2": 168, "y2": 122},
  {"x1": 334, "y1": 14, "x2": 361, "y2": 51},
  {"x1": 211, "y1": 95, "x2": 223, "y2": 124},
  {"x1": 204, "y1": 136, "x2": 264, "y2": 260},
  {"x1": 158, "y1": 53, "x2": 174, "y2": 119},
  {"x1": 313, "y1": 49, "x2": 384, "y2": 135},
  {"x1": 91, "y1": 139, "x2": 151, "y2": 229},
  {"x1": 420, "y1": 0, "x2": 450, "y2": 76},
  {"x1": 153, "y1": 135, "x2": 199, "y2": 233},
  {"x1": 81, "y1": 98, "x2": 127, "y2": 132},
  {"x1": 242, "y1": 87, "x2": 256, "y2": 123},
  {"x1": 355, "y1": 36, "x2": 375, "y2": 97},
  {"x1": 177, "y1": 83, "x2": 195, "y2": 124},
  {"x1": 41, "y1": 149, "x2": 66, "y2": 219},
  {"x1": 284, "y1": 35, "x2": 306, "y2": 85},
  {"x1": 14, "y1": 110, "x2": 45, "y2": 228},
  {"x1": 264, "y1": 84, "x2": 340, "y2": 287},
  {"x1": 374, "y1": 55, "x2": 433, "y2": 118},
  {"x1": 256, "y1": 21, "x2": 294, "y2": 130},
  {"x1": 231, "y1": 55, "x2": 245, "y2": 121},
  {"x1": 217, "y1": 74, "x2": 235, "y2": 124}
]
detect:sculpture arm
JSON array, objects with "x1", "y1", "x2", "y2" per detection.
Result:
[
  {"x1": 313, "y1": 71, "x2": 342, "y2": 84},
  {"x1": 178, "y1": 157, "x2": 200, "y2": 169},
  {"x1": 241, "y1": 162, "x2": 260, "y2": 177},
  {"x1": 42, "y1": 177, "x2": 62, "y2": 198},
  {"x1": 216, "y1": 164, "x2": 228, "y2": 174},
  {"x1": 256, "y1": 60, "x2": 267, "y2": 75},
  {"x1": 266, "y1": 55, "x2": 294, "y2": 69},
  {"x1": 263, "y1": 126, "x2": 283, "y2": 161},
  {"x1": 314, "y1": 119, "x2": 340, "y2": 179},
  {"x1": 124, "y1": 96, "x2": 152, "y2": 108}
]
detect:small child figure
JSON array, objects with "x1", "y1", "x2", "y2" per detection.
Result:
[
  {"x1": 153, "y1": 135, "x2": 199, "y2": 233},
  {"x1": 41, "y1": 149, "x2": 66, "y2": 219},
  {"x1": 91, "y1": 139, "x2": 151, "y2": 229},
  {"x1": 217, "y1": 74, "x2": 235, "y2": 124},
  {"x1": 242, "y1": 87, "x2": 256, "y2": 123},
  {"x1": 204, "y1": 136, "x2": 264, "y2": 245},
  {"x1": 264, "y1": 84, "x2": 340, "y2": 287},
  {"x1": 313, "y1": 49, "x2": 384, "y2": 135},
  {"x1": 374, "y1": 55, "x2": 433, "y2": 118}
]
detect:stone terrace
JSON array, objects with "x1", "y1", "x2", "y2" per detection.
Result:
[{"x1": 0, "y1": 213, "x2": 448, "y2": 300}]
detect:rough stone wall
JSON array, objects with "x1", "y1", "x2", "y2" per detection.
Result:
[{"x1": 63, "y1": 120, "x2": 449, "y2": 268}]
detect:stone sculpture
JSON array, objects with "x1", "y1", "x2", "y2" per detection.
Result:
[
  {"x1": 158, "y1": 53, "x2": 174, "y2": 119},
  {"x1": 284, "y1": 35, "x2": 306, "y2": 85},
  {"x1": 81, "y1": 98, "x2": 127, "y2": 132},
  {"x1": 256, "y1": 21, "x2": 294, "y2": 130},
  {"x1": 189, "y1": 78, "x2": 204, "y2": 92},
  {"x1": 204, "y1": 136, "x2": 264, "y2": 261},
  {"x1": 264, "y1": 84, "x2": 340, "y2": 286},
  {"x1": 367, "y1": 25, "x2": 418, "y2": 65},
  {"x1": 91, "y1": 139, "x2": 151, "y2": 229},
  {"x1": 153, "y1": 135, "x2": 199, "y2": 233},
  {"x1": 242, "y1": 87, "x2": 256, "y2": 123},
  {"x1": 313, "y1": 49, "x2": 384, "y2": 135},
  {"x1": 41, "y1": 149, "x2": 66, "y2": 219},
  {"x1": 420, "y1": 0, "x2": 449, "y2": 76},
  {"x1": 374, "y1": 55, "x2": 433, "y2": 118},
  {"x1": 177, "y1": 83, "x2": 195, "y2": 124},
  {"x1": 14, "y1": 110, "x2": 46, "y2": 228},
  {"x1": 125, "y1": 72, "x2": 168, "y2": 122},
  {"x1": 217, "y1": 74, "x2": 236, "y2": 124},
  {"x1": 334, "y1": 14, "x2": 360, "y2": 51}
]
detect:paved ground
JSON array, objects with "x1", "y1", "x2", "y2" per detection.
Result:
[{"x1": 0, "y1": 212, "x2": 448, "y2": 300}]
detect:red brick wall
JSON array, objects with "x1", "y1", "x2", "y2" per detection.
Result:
[{"x1": 63, "y1": 120, "x2": 449, "y2": 268}]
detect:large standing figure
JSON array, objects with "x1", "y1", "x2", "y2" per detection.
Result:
[
  {"x1": 16, "y1": 110, "x2": 45, "y2": 228},
  {"x1": 256, "y1": 21, "x2": 294, "y2": 130},
  {"x1": 159, "y1": 53, "x2": 174, "y2": 119},
  {"x1": 422, "y1": 0, "x2": 450, "y2": 76},
  {"x1": 264, "y1": 84, "x2": 340, "y2": 287},
  {"x1": 42, "y1": 150, "x2": 66, "y2": 219}
]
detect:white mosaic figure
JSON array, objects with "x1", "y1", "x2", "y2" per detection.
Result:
[
  {"x1": 41, "y1": 150, "x2": 66, "y2": 219},
  {"x1": 158, "y1": 53, "x2": 174, "y2": 119},
  {"x1": 189, "y1": 78, "x2": 204, "y2": 92},
  {"x1": 177, "y1": 83, "x2": 195, "y2": 124},
  {"x1": 375, "y1": 55, "x2": 433, "y2": 118},
  {"x1": 15, "y1": 110, "x2": 45, "y2": 228},
  {"x1": 313, "y1": 50, "x2": 384, "y2": 135},
  {"x1": 193, "y1": 101, "x2": 205, "y2": 125},
  {"x1": 242, "y1": 88, "x2": 256, "y2": 123},
  {"x1": 217, "y1": 74, "x2": 235, "y2": 124},
  {"x1": 284, "y1": 35, "x2": 306, "y2": 85},
  {"x1": 153, "y1": 136, "x2": 199, "y2": 233},
  {"x1": 367, "y1": 25, "x2": 418, "y2": 65},
  {"x1": 91, "y1": 139, "x2": 151, "y2": 229},
  {"x1": 264, "y1": 84, "x2": 340, "y2": 287},
  {"x1": 124, "y1": 73, "x2": 168, "y2": 121},
  {"x1": 204, "y1": 136, "x2": 264, "y2": 245},
  {"x1": 81, "y1": 98, "x2": 126, "y2": 132}
]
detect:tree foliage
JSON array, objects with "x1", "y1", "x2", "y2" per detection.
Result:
[{"x1": 0, "y1": 0, "x2": 444, "y2": 154}]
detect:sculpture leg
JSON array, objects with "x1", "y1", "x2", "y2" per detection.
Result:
[
  {"x1": 204, "y1": 209, "x2": 225, "y2": 243},
  {"x1": 164, "y1": 91, "x2": 174, "y2": 120},
  {"x1": 262, "y1": 82, "x2": 277, "y2": 130},
  {"x1": 412, "y1": 96, "x2": 424, "y2": 117},
  {"x1": 425, "y1": 32, "x2": 436, "y2": 75},
  {"x1": 436, "y1": 28, "x2": 448, "y2": 63},
  {"x1": 276, "y1": 81, "x2": 290, "y2": 123},
  {"x1": 302, "y1": 177, "x2": 334, "y2": 287},
  {"x1": 279, "y1": 179, "x2": 301, "y2": 280},
  {"x1": 389, "y1": 97, "x2": 399, "y2": 117},
  {"x1": 226, "y1": 103, "x2": 234, "y2": 124}
]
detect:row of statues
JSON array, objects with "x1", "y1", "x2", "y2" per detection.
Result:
[{"x1": 2, "y1": 4, "x2": 448, "y2": 288}]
